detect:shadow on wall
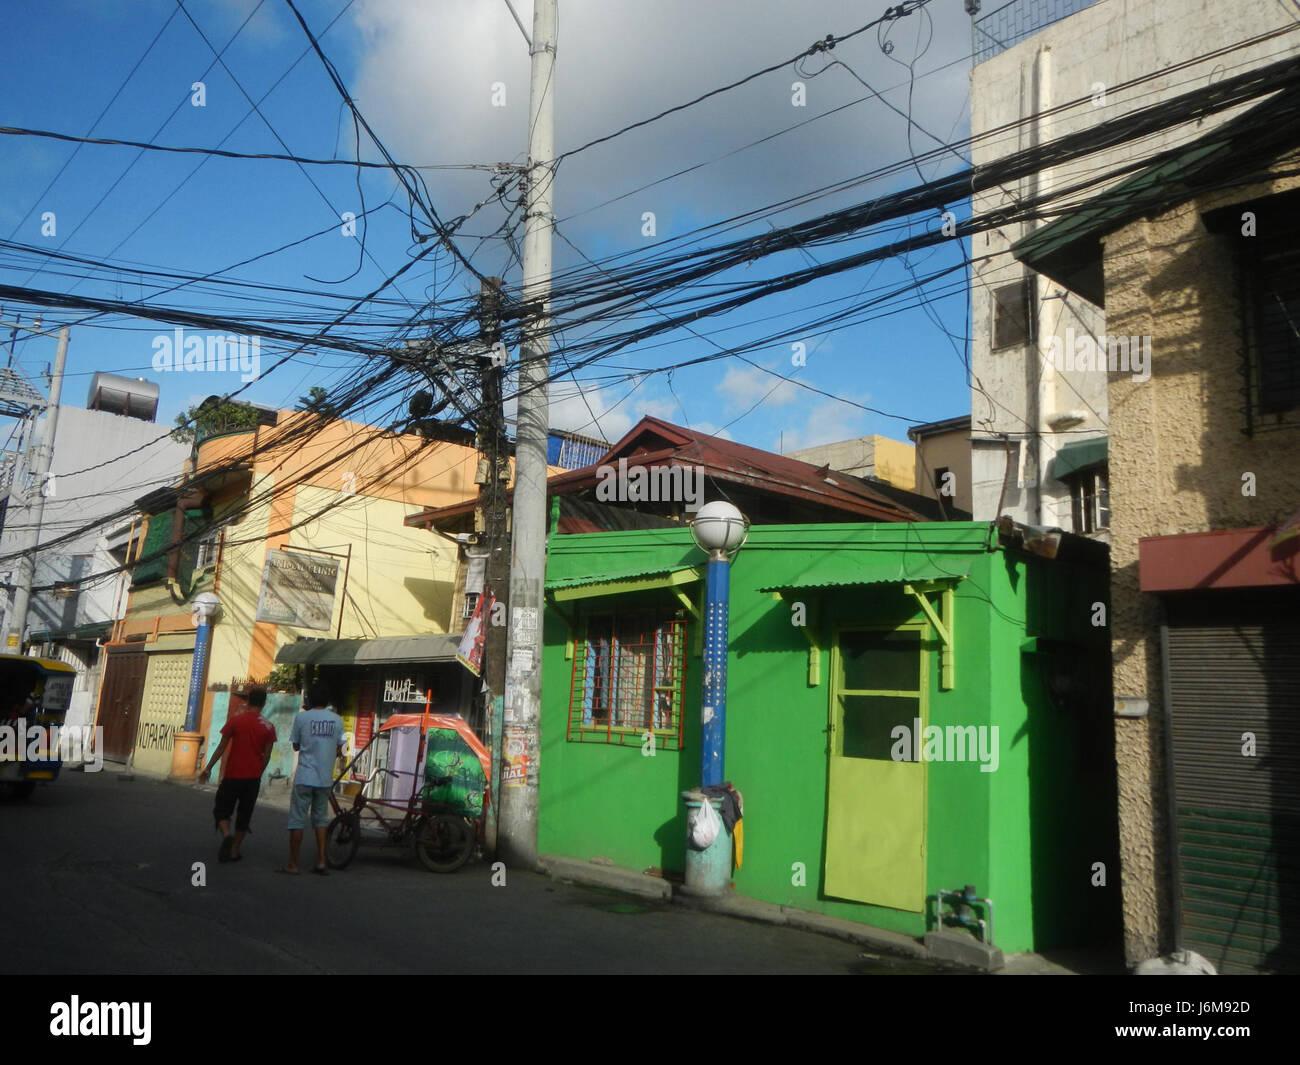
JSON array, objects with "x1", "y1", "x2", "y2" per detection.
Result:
[{"x1": 403, "y1": 577, "x2": 456, "y2": 628}]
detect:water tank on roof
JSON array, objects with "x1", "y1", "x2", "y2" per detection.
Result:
[{"x1": 86, "y1": 373, "x2": 159, "y2": 421}]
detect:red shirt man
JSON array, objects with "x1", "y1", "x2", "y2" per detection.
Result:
[{"x1": 199, "y1": 689, "x2": 277, "y2": 863}]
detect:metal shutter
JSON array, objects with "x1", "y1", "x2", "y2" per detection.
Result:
[{"x1": 1164, "y1": 602, "x2": 1300, "y2": 973}]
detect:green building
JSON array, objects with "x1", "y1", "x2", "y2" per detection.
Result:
[{"x1": 539, "y1": 520, "x2": 1121, "y2": 955}]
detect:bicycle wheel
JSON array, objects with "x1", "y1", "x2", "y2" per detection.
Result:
[
  {"x1": 326, "y1": 811, "x2": 361, "y2": 869},
  {"x1": 414, "y1": 813, "x2": 474, "y2": 873}
]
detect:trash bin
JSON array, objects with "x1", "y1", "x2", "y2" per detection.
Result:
[{"x1": 681, "y1": 789, "x2": 732, "y2": 896}]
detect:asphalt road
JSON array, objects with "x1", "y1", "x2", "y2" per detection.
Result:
[{"x1": 0, "y1": 767, "x2": 923, "y2": 974}]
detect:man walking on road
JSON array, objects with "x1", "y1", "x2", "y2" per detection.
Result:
[
  {"x1": 199, "y1": 687, "x2": 276, "y2": 863},
  {"x1": 282, "y1": 684, "x2": 345, "y2": 876}
]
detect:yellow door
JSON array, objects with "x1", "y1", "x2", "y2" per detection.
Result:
[{"x1": 824, "y1": 624, "x2": 927, "y2": 911}]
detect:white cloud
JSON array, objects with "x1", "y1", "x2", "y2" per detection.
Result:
[
  {"x1": 346, "y1": 0, "x2": 971, "y2": 243},
  {"x1": 546, "y1": 379, "x2": 633, "y2": 442},
  {"x1": 717, "y1": 364, "x2": 799, "y2": 409},
  {"x1": 774, "y1": 397, "x2": 868, "y2": 453}
]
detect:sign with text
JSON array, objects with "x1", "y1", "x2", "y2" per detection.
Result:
[{"x1": 255, "y1": 550, "x2": 339, "y2": 630}]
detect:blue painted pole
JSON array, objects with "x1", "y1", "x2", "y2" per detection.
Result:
[
  {"x1": 700, "y1": 555, "x2": 730, "y2": 787},
  {"x1": 183, "y1": 618, "x2": 213, "y2": 733}
]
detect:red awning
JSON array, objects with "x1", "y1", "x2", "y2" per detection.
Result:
[{"x1": 1139, "y1": 526, "x2": 1300, "y2": 592}]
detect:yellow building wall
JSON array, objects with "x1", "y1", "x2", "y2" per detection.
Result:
[
  {"x1": 133, "y1": 635, "x2": 196, "y2": 776},
  {"x1": 116, "y1": 417, "x2": 482, "y2": 774},
  {"x1": 286, "y1": 483, "x2": 461, "y2": 641},
  {"x1": 870, "y1": 435, "x2": 917, "y2": 492}
]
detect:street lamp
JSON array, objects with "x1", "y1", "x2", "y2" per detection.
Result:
[
  {"x1": 689, "y1": 501, "x2": 748, "y2": 787},
  {"x1": 681, "y1": 501, "x2": 748, "y2": 897}
]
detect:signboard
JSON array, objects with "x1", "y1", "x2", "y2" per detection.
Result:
[
  {"x1": 456, "y1": 592, "x2": 493, "y2": 677},
  {"x1": 255, "y1": 549, "x2": 339, "y2": 630}
]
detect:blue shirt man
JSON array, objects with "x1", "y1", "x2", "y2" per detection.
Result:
[
  {"x1": 291, "y1": 706, "x2": 345, "y2": 787},
  {"x1": 281, "y1": 686, "x2": 346, "y2": 876}
]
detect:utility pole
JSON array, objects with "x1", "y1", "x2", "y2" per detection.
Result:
[
  {"x1": 476, "y1": 277, "x2": 510, "y2": 856},
  {"x1": 2, "y1": 322, "x2": 68, "y2": 651},
  {"x1": 499, "y1": 0, "x2": 556, "y2": 869}
]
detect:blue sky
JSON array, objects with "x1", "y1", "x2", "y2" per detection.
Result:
[{"x1": 0, "y1": 0, "x2": 975, "y2": 456}]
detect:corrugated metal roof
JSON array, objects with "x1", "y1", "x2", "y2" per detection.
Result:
[
  {"x1": 407, "y1": 415, "x2": 930, "y2": 529},
  {"x1": 1012, "y1": 84, "x2": 1300, "y2": 304},
  {"x1": 276, "y1": 634, "x2": 461, "y2": 666},
  {"x1": 758, "y1": 554, "x2": 969, "y2": 592},
  {"x1": 546, "y1": 559, "x2": 700, "y2": 591}
]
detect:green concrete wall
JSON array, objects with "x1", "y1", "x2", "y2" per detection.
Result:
[{"x1": 538, "y1": 522, "x2": 1118, "y2": 953}]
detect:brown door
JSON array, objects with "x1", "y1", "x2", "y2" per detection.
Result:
[{"x1": 98, "y1": 648, "x2": 148, "y2": 761}]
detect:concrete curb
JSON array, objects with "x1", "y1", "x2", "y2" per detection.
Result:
[
  {"x1": 541, "y1": 855, "x2": 672, "y2": 901},
  {"x1": 539, "y1": 853, "x2": 938, "y2": 965}
]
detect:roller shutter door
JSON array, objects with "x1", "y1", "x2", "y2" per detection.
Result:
[{"x1": 1165, "y1": 595, "x2": 1300, "y2": 974}]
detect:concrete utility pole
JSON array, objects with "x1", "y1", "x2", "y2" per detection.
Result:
[
  {"x1": 498, "y1": 0, "x2": 556, "y2": 869},
  {"x1": 477, "y1": 277, "x2": 511, "y2": 856},
  {"x1": 5, "y1": 323, "x2": 69, "y2": 651}
]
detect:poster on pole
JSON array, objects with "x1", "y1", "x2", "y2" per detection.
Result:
[
  {"x1": 456, "y1": 592, "x2": 494, "y2": 676},
  {"x1": 255, "y1": 549, "x2": 339, "y2": 630}
]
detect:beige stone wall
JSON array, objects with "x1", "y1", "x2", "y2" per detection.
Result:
[
  {"x1": 1103, "y1": 161, "x2": 1300, "y2": 963},
  {"x1": 912, "y1": 428, "x2": 973, "y2": 514}
]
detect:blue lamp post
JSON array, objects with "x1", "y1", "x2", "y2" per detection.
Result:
[
  {"x1": 689, "y1": 501, "x2": 749, "y2": 786},
  {"x1": 184, "y1": 592, "x2": 221, "y2": 733},
  {"x1": 172, "y1": 591, "x2": 219, "y2": 779}
]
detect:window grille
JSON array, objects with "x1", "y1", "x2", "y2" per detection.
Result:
[
  {"x1": 992, "y1": 278, "x2": 1036, "y2": 350},
  {"x1": 195, "y1": 528, "x2": 222, "y2": 571},
  {"x1": 567, "y1": 611, "x2": 688, "y2": 749},
  {"x1": 462, "y1": 592, "x2": 481, "y2": 620},
  {"x1": 1066, "y1": 466, "x2": 1109, "y2": 534},
  {"x1": 1241, "y1": 215, "x2": 1300, "y2": 433}
]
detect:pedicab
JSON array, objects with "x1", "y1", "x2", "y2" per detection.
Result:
[{"x1": 325, "y1": 710, "x2": 490, "y2": 873}]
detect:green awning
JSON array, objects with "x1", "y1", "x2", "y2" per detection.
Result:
[
  {"x1": 29, "y1": 620, "x2": 112, "y2": 644},
  {"x1": 547, "y1": 562, "x2": 703, "y2": 602},
  {"x1": 1051, "y1": 437, "x2": 1108, "y2": 481},
  {"x1": 758, "y1": 555, "x2": 968, "y2": 593},
  {"x1": 546, "y1": 558, "x2": 699, "y2": 592}
]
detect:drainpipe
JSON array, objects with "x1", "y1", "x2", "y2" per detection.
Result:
[{"x1": 1030, "y1": 44, "x2": 1053, "y2": 527}]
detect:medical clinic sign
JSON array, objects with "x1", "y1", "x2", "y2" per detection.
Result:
[{"x1": 255, "y1": 549, "x2": 339, "y2": 631}]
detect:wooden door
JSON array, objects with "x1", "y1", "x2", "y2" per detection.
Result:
[{"x1": 97, "y1": 649, "x2": 148, "y2": 761}]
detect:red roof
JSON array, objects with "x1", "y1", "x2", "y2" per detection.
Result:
[{"x1": 404, "y1": 415, "x2": 923, "y2": 528}]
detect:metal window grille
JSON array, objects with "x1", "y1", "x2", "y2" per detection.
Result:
[
  {"x1": 568, "y1": 611, "x2": 687, "y2": 749},
  {"x1": 1067, "y1": 466, "x2": 1108, "y2": 534},
  {"x1": 195, "y1": 528, "x2": 221, "y2": 571},
  {"x1": 1241, "y1": 222, "x2": 1300, "y2": 434},
  {"x1": 992, "y1": 278, "x2": 1036, "y2": 351},
  {"x1": 462, "y1": 591, "x2": 481, "y2": 620}
]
